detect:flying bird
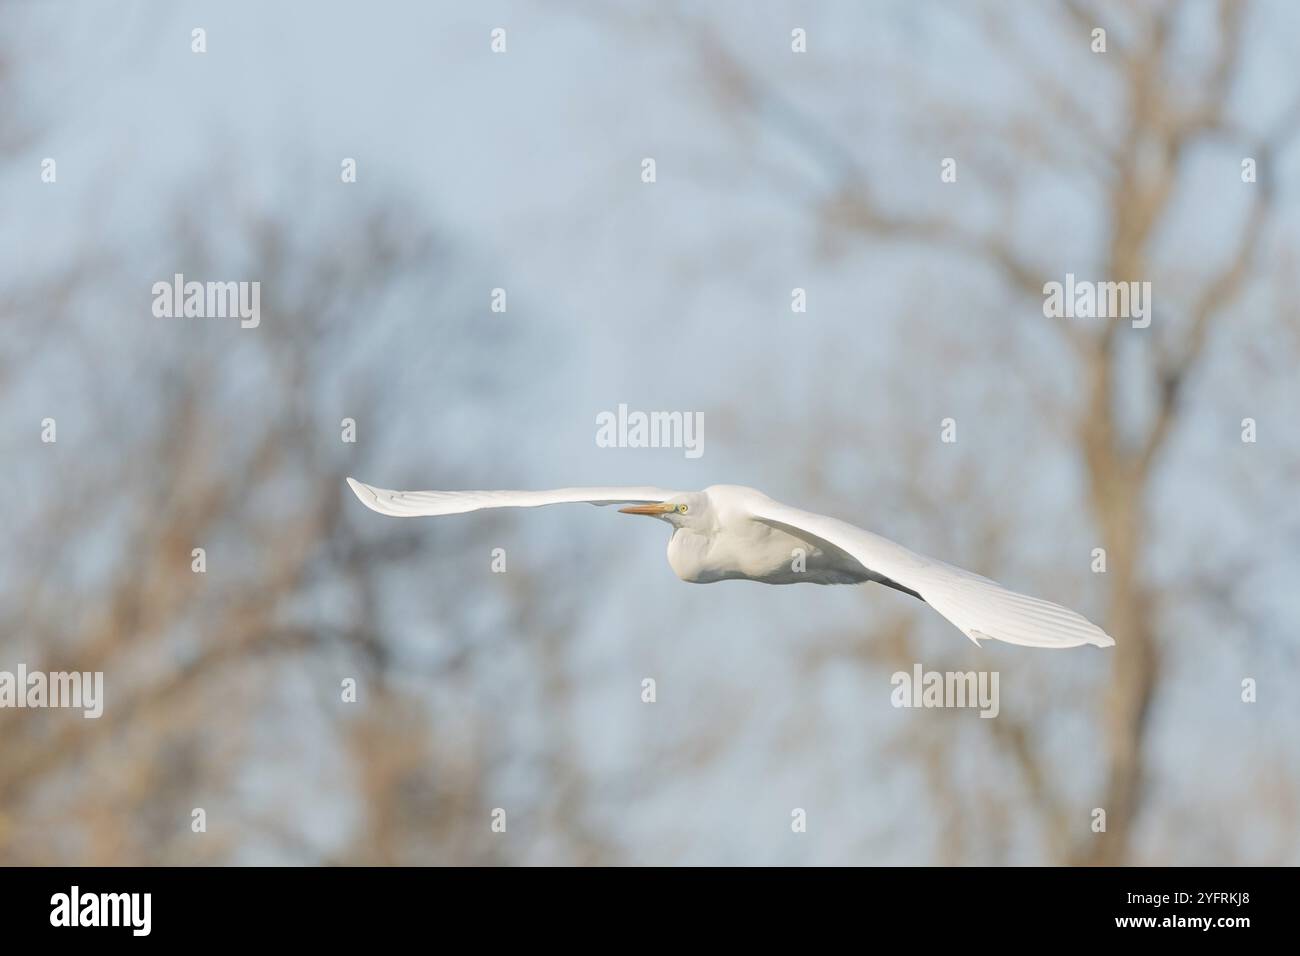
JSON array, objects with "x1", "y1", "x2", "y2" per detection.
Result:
[{"x1": 346, "y1": 479, "x2": 1114, "y2": 650}]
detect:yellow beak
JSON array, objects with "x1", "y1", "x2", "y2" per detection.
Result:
[{"x1": 618, "y1": 502, "x2": 676, "y2": 516}]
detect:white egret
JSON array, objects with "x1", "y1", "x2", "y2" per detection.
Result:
[{"x1": 346, "y1": 479, "x2": 1114, "y2": 650}]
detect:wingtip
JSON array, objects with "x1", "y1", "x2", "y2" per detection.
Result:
[{"x1": 345, "y1": 477, "x2": 381, "y2": 511}]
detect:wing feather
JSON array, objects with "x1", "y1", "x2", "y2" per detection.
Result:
[
  {"x1": 346, "y1": 478, "x2": 678, "y2": 518},
  {"x1": 748, "y1": 497, "x2": 1113, "y2": 649}
]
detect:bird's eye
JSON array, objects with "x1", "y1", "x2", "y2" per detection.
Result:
[{"x1": 677, "y1": 503, "x2": 688, "y2": 514}]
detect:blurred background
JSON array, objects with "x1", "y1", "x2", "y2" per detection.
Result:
[{"x1": 2, "y1": 0, "x2": 1298, "y2": 865}]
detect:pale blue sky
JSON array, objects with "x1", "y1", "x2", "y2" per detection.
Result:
[{"x1": 7, "y1": 0, "x2": 1299, "y2": 863}]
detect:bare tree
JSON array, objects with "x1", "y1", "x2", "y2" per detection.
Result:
[{"x1": 625, "y1": 0, "x2": 1300, "y2": 863}]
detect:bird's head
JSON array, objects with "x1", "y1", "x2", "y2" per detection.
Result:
[{"x1": 618, "y1": 492, "x2": 710, "y2": 529}]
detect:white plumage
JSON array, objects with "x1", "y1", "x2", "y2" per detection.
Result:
[{"x1": 346, "y1": 478, "x2": 1113, "y2": 650}]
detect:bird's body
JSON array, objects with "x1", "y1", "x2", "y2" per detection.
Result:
[
  {"x1": 661, "y1": 485, "x2": 869, "y2": 585},
  {"x1": 346, "y1": 478, "x2": 1114, "y2": 650}
]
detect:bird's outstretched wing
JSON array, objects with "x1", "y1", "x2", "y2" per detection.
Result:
[
  {"x1": 346, "y1": 478, "x2": 678, "y2": 518},
  {"x1": 748, "y1": 497, "x2": 1114, "y2": 649}
]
